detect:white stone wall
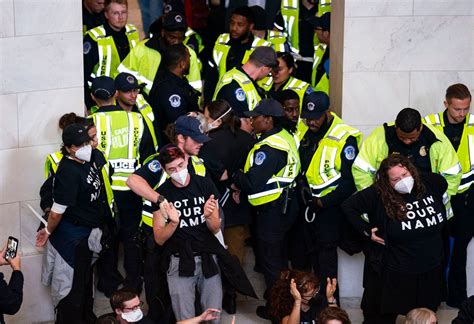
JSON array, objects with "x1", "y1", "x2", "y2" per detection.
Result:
[
  {"x1": 0, "y1": 0, "x2": 84, "y2": 321},
  {"x1": 337, "y1": 0, "x2": 474, "y2": 297}
]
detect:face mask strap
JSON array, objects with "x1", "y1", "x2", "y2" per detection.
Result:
[{"x1": 212, "y1": 107, "x2": 233, "y2": 126}]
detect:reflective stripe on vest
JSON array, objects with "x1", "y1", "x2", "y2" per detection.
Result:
[
  {"x1": 424, "y1": 113, "x2": 474, "y2": 193},
  {"x1": 318, "y1": 0, "x2": 332, "y2": 16},
  {"x1": 244, "y1": 129, "x2": 300, "y2": 206},
  {"x1": 88, "y1": 24, "x2": 139, "y2": 81},
  {"x1": 311, "y1": 43, "x2": 328, "y2": 88},
  {"x1": 213, "y1": 68, "x2": 262, "y2": 111},
  {"x1": 281, "y1": 0, "x2": 299, "y2": 53},
  {"x1": 267, "y1": 30, "x2": 287, "y2": 53},
  {"x1": 44, "y1": 151, "x2": 64, "y2": 179},
  {"x1": 136, "y1": 94, "x2": 158, "y2": 151},
  {"x1": 93, "y1": 111, "x2": 144, "y2": 191},
  {"x1": 305, "y1": 115, "x2": 362, "y2": 197},
  {"x1": 141, "y1": 155, "x2": 207, "y2": 227}
]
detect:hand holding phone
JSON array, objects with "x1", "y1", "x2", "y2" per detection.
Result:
[{"x1": 5, "y1": 236, "x2": 19, "y2": 260}]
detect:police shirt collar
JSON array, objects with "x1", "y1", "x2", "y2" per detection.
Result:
[{"x1": 104, "y1": 21, "x2": 126, "y2": 36}]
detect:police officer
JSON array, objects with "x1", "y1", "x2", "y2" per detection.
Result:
[
  {"x1": 231, "y1": 99, "x2": 300, "y2": 319},
  {"x1": 90, "y1": 76, "x2": 145, "y2": 293},
  {"x1": 82, "y1": 0, "x2": 105, "y2": 34},
  {"x1": 114, "y1": 72, "x2": 158, "y2": 161},
  {"x1": 83, "y1": 0, "x2": 139, "y2": 108},
  {"x1": 352, "y1": 107, "x2": 462, "y2": 198},
  {"x1": 126, "y1": 116, "x2": 209, "y2": 322},
  {"x1": 423, "y1": 84, "x2": 473, "y2": 307},
  {"x1": 308, "y1": 12, "x2": 330, "y2": 94},
  {"x1": 298, "y1": 91, "x2": 361, "y2": 299},
  {"x1": 118, "y1": 11, "x2": 202, "y2": 96},
  {"x1": 276, "y1": 0, "x2": 330, "y2": 83},
  {"x1": 213, "y1": 46, "x2": 279, "y2": 132},
  {"x1": 250, "y1": 5, "x2": 289, "y2": 53},
  {"x1": 148, "y1": 43, "x2": 200, "y2": 146},
  {"x1": 204, "y1": 6, "x2": 272, "y2": 103}
]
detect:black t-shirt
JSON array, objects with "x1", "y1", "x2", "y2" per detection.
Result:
[
  {"x1": 53, "y1": 150, "x2": 107, "y2": 227},
  {"x1": 443, "y1": 110, "x2": 465, "y2": 151},
  {"x1": 342, "y1": 173, "x2": 448, "y2": 274},
  {"x1": 153, "y1": 174, "x2": 220, "y2": 242},
  {"x1": 299, "y1": 295, "x2": 328, "y2": 324}
]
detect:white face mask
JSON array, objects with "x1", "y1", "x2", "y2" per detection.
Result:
[
  {"x1": 207, "y1": 107, "x2": 232, "y2": 131},
  {"x1": 75, "y1": 144, "x2": 92, "y2": 162},
  {"x1": 170, "y1": 168, "x2": 189, "y2": 185},
  {"x1": 394, "y1": 176, "x2": 414, "y2": 194},
  {"x1": 121, "y1": 308, "x2": 143, "y2": 322}
]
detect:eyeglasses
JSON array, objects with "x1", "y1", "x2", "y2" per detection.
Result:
[
  {"x1": 122, "y1": 301, "x2": 143, "y2": 312},
  {"x1": 301, "y1": 287, "x2": 319, "y2": 299}
]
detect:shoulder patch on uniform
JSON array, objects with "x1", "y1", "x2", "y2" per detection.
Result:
[
  {"x1": 169, "y1": 94, "x2": 181, "y2": 108},
  {"x1": 148, "y1": 160, "x2": 161, "y2": 173},
  {"x1": 235, "y1": 88, "x2": 246, "y2": 102},
  {"x1": 305, "y1": 87, "x2": 314, "y2": 95},
  {"x1": 343, "y1": 145, "x2": 356, "y2": 161},
  {"x1": 255, "y1": 151, "x2": 266, "y2": 166},
  {"x1": 83, "y1": 41, "x2": 92, "y2": 55}
]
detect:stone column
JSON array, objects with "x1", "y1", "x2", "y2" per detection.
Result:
[
  {"x1": 332, "y1": 0, "x2": 474, "y2": 297},
  {"x1": 0, "y1": 0, "x2": 84, "y2": 321}
]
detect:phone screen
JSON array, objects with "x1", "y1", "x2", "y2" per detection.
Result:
[{"x1": 5, "y1": 236, "x2": 18, "y2": 260}]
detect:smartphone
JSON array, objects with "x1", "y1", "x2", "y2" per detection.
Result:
[{"x1": 5, "y1": 236, "x2": 19, "y2": 260}]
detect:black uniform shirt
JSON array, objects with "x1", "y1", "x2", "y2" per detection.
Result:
[
  {"x1": 233, "y1": 127, "x2": 288, "y2": 194},
  {"x1": 82, "y1": 4, "x2": 105, "y2": 33},
  {"x1": 148, "y1": 69, "x2": 200, "y2": 139},
  {"x1": 214, "y1": 67, "x2": 266, "y2": 117},
  {"x1": 442, "y1": 110, "x2": 465, "y2": 151},
  {"x1": 384, "y1": 124, "x2": 439, "y2": 174},
  {"x1": 300, "y1": 117, "x2": 358, "y2": 207}
]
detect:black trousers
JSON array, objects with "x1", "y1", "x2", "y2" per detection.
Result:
[
  {"x1": 142, "y1": 227, "x2": 175, "y2": 324},
  {"x1": 96, "y1": 219, "x2": 123, "y2": 295},
  {"x1": 56, "y1": 239, "x2": 95, "y2": 324}
]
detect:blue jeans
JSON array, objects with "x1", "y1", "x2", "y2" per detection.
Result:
[{"x1": 138, "y1": 0, "x2": 163, "y2": 37}]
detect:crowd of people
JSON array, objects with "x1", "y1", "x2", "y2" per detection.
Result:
[{"x1": 3, "y1": 0, "x2": 468, "y2": 323}]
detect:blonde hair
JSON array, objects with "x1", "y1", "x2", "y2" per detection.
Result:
[{"x1": 404, "y1": 308, "x2": 436, "y2": 324}]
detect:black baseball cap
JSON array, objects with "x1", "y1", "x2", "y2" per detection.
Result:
[
  {"x1": 308, "y1": 12, "x2": 331, "y2": 32},
  {"x1": 301, "y1": 91, "x2": 330, "y2": 119},
  {"x1": 249, "y1": 46, "x2": 279, "y2": 68},
  {"x1": 115, "y1": 72, "x2": 145, "y2": 92},
  {"x1": 175, "y1": 116, "x2": 211, "y2": 143},
  {"x1": 91, "y1": 76, "x2": 116, "y2": 100},
  {"x1": 163, "y1": 11, "x2": 187, "y2": 32},
  {"x1": 244, "y1": 99, "x2": 285, "y2": 117},
  {"x1": 62, "y1": 123, "x2": 91, "y2": 147}
]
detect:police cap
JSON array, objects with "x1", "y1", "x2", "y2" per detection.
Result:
[
  {"x1": 115, "y1": 72, "x2": 145, "y2": 92},
  {"x1": 301, "y1": 91, "x2": 330, "y2": 119},
  {"x1": 308, "y1": 12, "x2": 331, "y2": 32},
  {"x1": 175, "y1": 116, "x2": 211, "y2": 143},
  {"x1": 91, "y1": 76, "x2": 116, "y2": 100},
  {"x1": 163, "y1": 11, "x2": 187, "y2": 32},
  {"x1": 244, "y1": 99, "x2": 285, "y2": 117}
]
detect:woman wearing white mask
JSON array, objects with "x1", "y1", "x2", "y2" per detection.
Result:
[
  {"x1": 36, "y1": 123, "x2": 111, "y2": 323},
  {"x1": 342, "y1": 154, "x2": 448, "y2": 324}
]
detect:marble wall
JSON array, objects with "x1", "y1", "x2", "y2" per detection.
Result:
[
  {"x1": 333, "y1": 0, "x2": 474, "y2": 297},
  {"x1": 0, "y1": 0, "x2": 84, "y2": 321}
]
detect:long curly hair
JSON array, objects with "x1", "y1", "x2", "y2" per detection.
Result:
[
  {"x1": 269, "y1": 269, "x2": 319, "y2": 320},
  {"x1": 374, "y1": 154, "x2": 425, "y2": 221}
]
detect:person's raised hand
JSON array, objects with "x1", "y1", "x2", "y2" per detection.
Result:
[
  {"x1": 371, "y1": 227, "x2": 385, "y2": 245},
  {"x1": 290, "y1": 278, "x2": 302, "y2": 302},
  {"x1": 0, "y1": 245, "x2": 8, "y2": 266},
  {"x1": 326, "y1": 277, "x2": 337, "y2": 300},
  {"x1": 204, "y1": 195, "x2": 218, "y2": 218}
]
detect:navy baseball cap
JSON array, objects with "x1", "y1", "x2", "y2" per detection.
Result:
[
  {"x1": 244, "y1": 99, "x2": 285, "y2": 117},
  {"x1": 163, "y1": 11, "x2": 187, "y2": 32},
  {"x1": 308, "y1": 12, "x2": 331, "y2": 32},
  {"x1": 62, "y1": 123, "x2": 91, "y2": 147},
  {"x1": 301, "y1": 91, "x2": 330, "y2": 119},
  {"x1": 91, "y1": 76, "x2": 116, "y2": 100},
  {"x1": 175, "y1": 116, "x2": 211, "y2": 143},
  {"x1": 115, "y1": 72, "x2": 145, "y2": 92}
]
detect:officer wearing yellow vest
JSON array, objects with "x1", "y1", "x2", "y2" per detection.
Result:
[
  {"x1": 250, "y1": 5, "x2": 289, "y2": 53},
  {"x1": 83, "y1": 0, "x2": 139, "y2": 109},
  {"x1": 204, "y1": 6, "x2": 272, "y2": 103},
  {"x1": 308, "y1": 12, "x2": 330, "y2": 95},
  {"x1": 89, "y1": 76, "x2": 145, "y2": 294},
  {"x1": 231, "y1": 99, "x2": 300, "y2": 319},
  {"x1": 126, "y1": 116, "x2": 209, "y2": 322},
  {"x1": 117, "y1": 12, "x2": 202, "y2": 96},
  {"x1": 114, "y1": 72, "x2": 158, "y2": 161},
  {"x1": 275, "y1": 0, "x2": 330, "y2": 83},
  {"x1": 213, "y1": 46, "x2": 279, "y2": 133},
  {"x1": 352, "y1": 108, "x2": 462, "y2": 197},
  {"x1": 298, "y1": 91, "x2": 361, "y2": 300},
  {"x1": 423, "y1": 84, "x2": 473, "y2": 308},
  {"x1": 82, "y1": 0, "x2": 105, "y2": 35}
]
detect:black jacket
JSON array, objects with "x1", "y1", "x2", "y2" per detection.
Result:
[{"x1": 0, "y1": 271, "x2": 23, "y2": 323}]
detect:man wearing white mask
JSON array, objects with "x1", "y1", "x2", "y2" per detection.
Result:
[{"x1": 109, "y1": 288, "x2": 153, "y2": 323}]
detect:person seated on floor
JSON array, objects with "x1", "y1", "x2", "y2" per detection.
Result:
[
  {"x1": 403, "y1": 307, "x2": 437, "y2": 324},
  {"x1": 100, "y1": 288, "x2": 154, "y2": 324},
  {"x1": 317, "y1": 306, "x2": 352, "y2": 324},
  {"x1": 270, "y1": 269, "x2": 338, "y2": 323}
]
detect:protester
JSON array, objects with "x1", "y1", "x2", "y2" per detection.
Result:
[
  {"x1": 404, "y1": 307, "x2": 437, "y2": 324},
  {"x1": 0, "y1": 242, "x2": 23, "y2": 323},
  {"x1": 317, "y1": 307, "x2": 352, "y2": 324}
]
